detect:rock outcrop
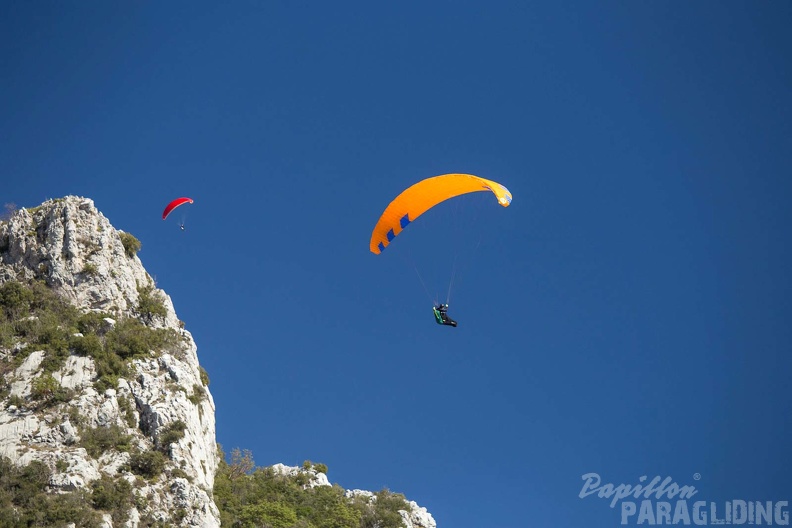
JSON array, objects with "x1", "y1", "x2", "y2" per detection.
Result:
[
  {"x1": 0, "y1": 196, "x2": 436, "y2": 528},
  {"x1": 266, "y1": 465, "x2": 437, "y2": 528},
  {"x1": 0, "y1": 197, "x2": 219, "y2": 526},
  {"x1": 344, "y1": 489, "x2": 437, "y2": 528}
]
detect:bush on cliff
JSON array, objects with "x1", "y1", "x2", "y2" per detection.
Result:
[{"x1": 214, "y1": 445, "x2": 411, "y2": 528}]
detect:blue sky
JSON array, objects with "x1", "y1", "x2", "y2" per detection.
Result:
[{"x1": 2, "y1": 2, "x2": 791, "y2": 526}]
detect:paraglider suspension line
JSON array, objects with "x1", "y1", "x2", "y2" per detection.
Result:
[
  {"x1": 413, "y1": 262, "x2": 434, "y2": 305},
  {"x1": 446, "y1": 255, "x2": 457, "y2": 305},
  {"x1": 446, "y1": 233, "x2": 482, "y2": 305},
  {"x1": 398, "y1": 250, "x2": 434, "y2": 305}
]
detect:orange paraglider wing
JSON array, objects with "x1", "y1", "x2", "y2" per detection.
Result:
[{"x1": 370, "y1": 174, "x2": 511, "y2": 254}]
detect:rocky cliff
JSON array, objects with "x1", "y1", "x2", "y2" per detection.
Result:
[
  {"x1": 0, "y1": 197, "x2": 219, "y2": 526},
  {"x1": 0, "y1": 196, "x2": 435, "y2": 528}
]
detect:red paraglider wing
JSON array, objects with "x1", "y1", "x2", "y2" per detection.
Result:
[{"x1": 162, "y1": 197, "x2": 194, "y2": 220}]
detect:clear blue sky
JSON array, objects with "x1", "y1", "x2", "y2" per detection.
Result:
[{"x1": 2, "y1": 2, "x2": 791, "y2": 526}]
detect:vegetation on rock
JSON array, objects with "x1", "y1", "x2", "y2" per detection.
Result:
[
  {"x1": 129, "y1": 450, "x2": 166, "y2": 480},
  {"x1": 214, "y1": 446, "x2": 411, "y2": 528},
  {"x1": 80, "y1": 424, "x2": 133, "y2": 458},
  {"x1": 119, "y1": 231, "x2": 141, "y2": 258},
  {"x1": 137, "y1": 281, "x2": 168, "y2": 319},
  {"x1": 0, "y1": 279, "x2": 183, "y2": 396},
  {"x1": 0, "y1": 205, "x2": 425, "y2": 528},
  {"x1": 0, "y1": 456, "x2": 103, "y2": 526},
  {"x1": 157, "y1": 420, "x2": 187, "y2": 455},
  {"x1": 199, "y1": 365, "x2": 210, "y2": 386}
]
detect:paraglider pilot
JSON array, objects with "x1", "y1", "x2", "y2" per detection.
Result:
[
  {"x1": 433, "y1": 304, "x2": 457, "y2": 327},
  {"x1": 179, "y1": 223, "x2": 185, "y2": 231}
]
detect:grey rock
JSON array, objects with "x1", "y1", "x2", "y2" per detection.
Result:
[
  {"x1": 0, "y1": 197, "x2": 436, "y2": 527},
  {"x1": 0, "y1": 197, "x2": 220, "y2": 526}
]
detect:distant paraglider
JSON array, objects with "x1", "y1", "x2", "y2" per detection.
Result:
[
  {"x1": 162, "y1": 197, "x2": 193, "y2": 220},
  {"x1": 162, "y1": 197, "x2": 194, "y2": 231}
]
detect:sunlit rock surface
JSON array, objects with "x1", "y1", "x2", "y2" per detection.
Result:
[{"x1": 0, "y1": 197, "x2": 219, "y2": 526}]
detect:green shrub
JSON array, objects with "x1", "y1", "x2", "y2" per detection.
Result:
[
  {"x1": 80, "y1": 424, "x2": 132, "y2": 458},
  {"x1": 85, "y1": 330, "x2": 129, "y2": 391},
  {"x1": 240, "y1": 501, "x2": 299, "y2": 528},
  {"x1": 71, "y1": 332, "x2": 103, "y2": 357},
  {"x1": 67, "y1": 406, "x2": 85, "y2": 427},
  {"x1": 0, "y1": 280, "x2": 86, "y2": 376},
  {"x1": 3, "y1": 458, "x2": 50, "y2": 507},
  {"x1": 38, "y1": 354, "x2": 67, "y2": 376},
  {"x1": 366, "y1": 489, "x2": 410, "y2": 528},
  {"x1": 28, "y1": 372, "x2": 74, "y2": 407},
  {"x1": 137, "y1": 282, "x2": 168, "y2": 319},
  {"x1": 8, "y1": 394, "x2": 26, "y2": 409},
  {"x1": 0, "y1": 320, "x2": 14, "y2": 349},
  {"x1": 91, "y1": 474, "x2": 133, "y2": 523},
  {"x1": 105, "y1": 318, "x2": 180, "y2": 359},
  {"x1": 76, "y1": 311, "x2": 111, "y2": 335},
  {"x1": 0, "y1": 378, "x2": 9, "y2": 401},
  {"x1": 199, "y1": 365, "x2": 210, "y2": 386},
  {"x1": 27, "y1": 280, "x2": 78, "y2": 318},
  {"x1": 93, "y1": 351, "x2": 129, "y2": 392},
  {"x1": 31, "y1": 373, "x2": 59, "y2": 399},
  {"x1": 81, "y1": 262, "x2": 98, "y2": 275},
  {"x1": 173, "y1": 508, "x2": 188, "y2": 522},
  {"x1": 130, "y1": 450, "x2": 166, "y2": 479},
  {"x1": 118, "y1": 396, "x2": 137, "y2": 428},
  {"x1": 133, "y1": 492, "x2": 149, "y2": 511},
  {"x1": 294, "y1": 471, "x2": 311, "y2": 486},
  {"x1": 300, "y1": 460, "x2": 328, "y2": 475},
  {"x1": 188, "y1": 384, "x2": 206, "y2": 405},
  {"x1": 0, "y1": 280, "x2": 34, "y2": 318},
  {"x1": 37, "y1": 327, "x2": 75, "y2": 375},
  {"x1": 158, "y1": 420, "x2": 187, "y2": 455},
  {"x1": 43, "y1": 491, "x2": 104, "y2": 525},
  {"x1": 51, "y1": 387, "x2": 75, "y2": 404},
  {"x1": 12, "y1": 316, "x2": 40, "y2": 342},
  {"x1": 0, "y1": 456, "x2": 103, "y2": 525},
  {"x1": 170, "y1": 468, "x2": 193, "y2": 482},
  {"x1": 213, "y1": 446, "x2": 408, "y2": 528},
  {"x1": 119, "y1": 232, "x2": 141, "y2": 258}
]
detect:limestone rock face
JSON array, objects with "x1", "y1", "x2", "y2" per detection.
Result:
[
  {"x1": 399, "y1": 500, "x2": 438, "y2": 528},
  {"x1": 344, "y1": 489, "x2": 437, "y2": 528},
  {"x1": 0, "y1": 197, "x2": 437, "y2": 527},
  {"x1": 0, "y1": 197, "x2": 219, "y2": 527},
  {"x1": 1, "y1": 198, "x2": 177, "y2": 326},
  {"x1": 271, "y1": 462, "x2": 331, "y2": 488}
]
